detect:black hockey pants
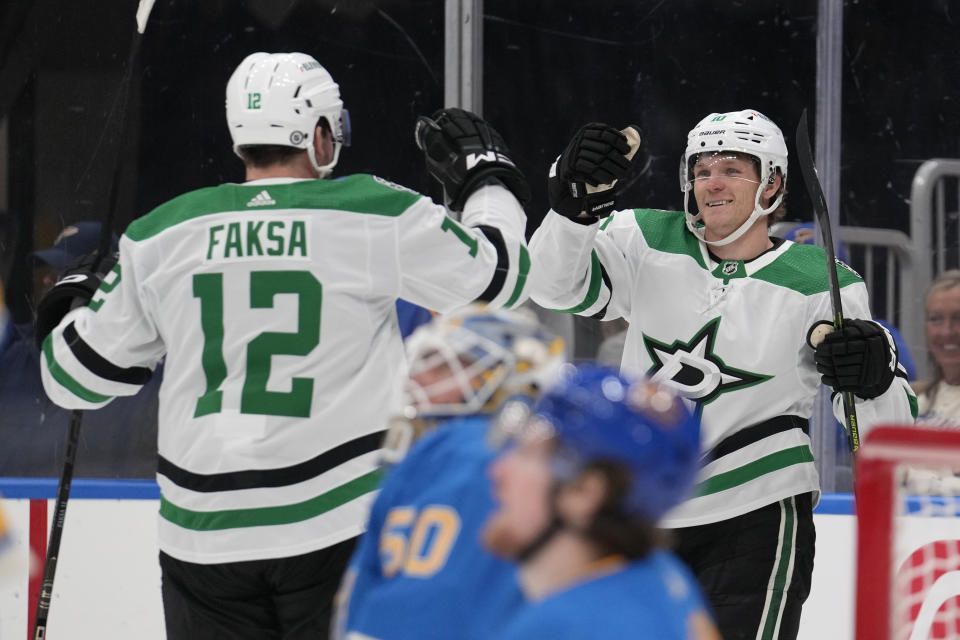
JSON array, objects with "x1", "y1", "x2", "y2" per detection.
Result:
[
  {"x1": 160, "y1": 536, "x2": 357, "y2": 640},
  {"x1": 672, "y1": 493, "x2": 815, "y2": 640}
]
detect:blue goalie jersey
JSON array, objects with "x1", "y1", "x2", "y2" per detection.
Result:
[
  {"x1": 337, "y1": 416, "x2": 523, "y2": 640},
  {"x1": 498, "y1": 551, "x2": 715, "y2": 640}
]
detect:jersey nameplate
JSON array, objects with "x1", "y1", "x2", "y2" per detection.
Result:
[{"x1": 206, "y1": 218, "x2": 310, "y2": 262}]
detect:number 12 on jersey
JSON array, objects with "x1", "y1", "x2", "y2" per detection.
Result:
[{"x1": 192, "y1": 269, "x2": 322, "y2": 418}]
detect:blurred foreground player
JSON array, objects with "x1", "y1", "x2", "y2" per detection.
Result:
[
  {"x1": 483, "y1": 364, "x2": 721, "y2": 640},
  {"x1": 334, "y1": 305, "x2": 565, "y2": 640}
]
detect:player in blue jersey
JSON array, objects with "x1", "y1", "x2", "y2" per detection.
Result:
[
  {"x1": 482, "y1": 364, "x2": 722, "y2": 640},
  {"x1": 333, "y1": 305, "x2": 566, "y2": 640}
]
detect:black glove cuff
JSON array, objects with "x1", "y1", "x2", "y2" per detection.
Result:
[
  {"x1": 453, "y1": 164, "x2": 531, "y2": 211},
  {"x1": 34, "y1": 273, "x2": 101, "y2": 349},
  {"x1": 34, "y1": 251, "x2": 117, "y2": 349},
  {"x1": 855, "y1": 334, "x2": 898, "y2": 400},
  {"x1": 563, "y1": 213, "x2": 601, "y2": 226}
]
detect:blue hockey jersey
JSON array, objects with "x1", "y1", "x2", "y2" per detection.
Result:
[
  {"x1": 499, "y1": 551, "x2": 715, "y2": 640},
  {"x1": 337, "y1": 416, "x2": 523, "y2": 640}
]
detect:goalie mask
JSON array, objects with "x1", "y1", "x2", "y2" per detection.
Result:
[
  {"x1": 680, "y1": 109, "x2": 787, "y2": 246},
  {"x1": 406, "y1": 305, "x2": 564, "y2": 418},
  {"x1": 404, "y1": 306, "x2": 565, "y2": 418},
  {"x1": 382, "y1": 306, "x2": 565, "y2": 465},
  {"x1": 225, "y1": 52, "x2": 351, "y2": 178}
]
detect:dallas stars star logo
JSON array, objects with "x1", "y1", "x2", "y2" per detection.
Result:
[{"x1": 643, "y1": 317, "x2": 771, "y2": 413}]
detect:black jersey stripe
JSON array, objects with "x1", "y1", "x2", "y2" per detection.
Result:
[
  {"x1": 704, "y1": 415, "x2": 809, "y2": 464},
  {"x1": 63, "y1": 321, "x2": 153, "y2": 385},
  {"x1": 590, "y1": 262, "x2": 613, "y2": 320},
  {"x1": 157, "y1": 430, "x2": 387, "y2": 492},
  {"x1": 474, "y1": 225, "x2": 509, "y2": 303}
]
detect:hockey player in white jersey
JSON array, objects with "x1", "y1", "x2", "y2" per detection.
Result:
[
  {"x1": 528, "y1": 110, "x2": 916, "y2": 640},
  {"x1": 34, "y1": 52, "x2": 532, "y2": 639}
]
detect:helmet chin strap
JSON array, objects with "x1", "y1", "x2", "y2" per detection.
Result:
[
  {"x1": 515, "y1": 480, "x2": 602, "y2": 564},
  {"x1": 515, "y1": 483, "x2": 572, "y2": 563},
  {"x1": 684, "y1": 182, "x2": 783, "y2": 247},
  {"x1": 308, "y1": 140, "x2": 342, "y2": 179}
]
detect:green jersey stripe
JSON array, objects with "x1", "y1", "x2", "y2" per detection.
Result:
[
  {"x1": 632, "y1": 209, "x2": 706, "y2": 267},
  {"x1": 504, "y1": 244, "x2": 531, "y2": 308},
  {"x1": 159, "y1": 469, "x2": 384, "y2": 531},
  {"x1": 752, "y1": 243, "x2": 862, "y2": 295},
  {"x1": 42, "y1": 335, "x2": 112, "y2": 403},
  {"x1": 126, "y1": 175, "x2": 421, "y2": 241},
  {"x1": 760, "y1": 497, "x2": 797, "y2": 640},
  {"x1": 694, "y1": 445, "x2": 815, "y2": 497},
  {"x1": 552, "y1": 250, "x2": 603, "y2": 314},
  {"x1": 907, "y1": 388, "x2": 919, "y2": 419}
]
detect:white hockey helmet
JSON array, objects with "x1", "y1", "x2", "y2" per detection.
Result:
[
  {"x1": 225, "y1": 52, "x2": 350, "y2": 178},
  {"x1": 680, "y1": 109, "x2": 788, "y2": 246}
]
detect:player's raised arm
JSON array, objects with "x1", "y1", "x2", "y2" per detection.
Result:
[
  {"x1": 527, "y1": 123, "x2": 641, "y2": 318},
  {"x1": 394, "y1": 108, "x2": 533, "y2": 312}
]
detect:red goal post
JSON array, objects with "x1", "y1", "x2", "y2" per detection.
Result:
[{"x1": 856, "y1": 425, "x2": 960, "y2": 640}]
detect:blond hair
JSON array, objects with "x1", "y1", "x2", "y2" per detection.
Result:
[{"x1": 915, "y1": 269, "x2": 960, "y2": 404}]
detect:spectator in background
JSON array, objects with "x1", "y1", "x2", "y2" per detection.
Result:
[
  {"x1": 914, "y1": 270, "x2": 960, "y2": 425},
  {"x1": 0, "y1": 221, "x2": 159, "y2": 478},
  {"x1": 29, "y1": 222, "x2": 114, "y2": 300},
  {"x1": 900, "y1": 270, "x2": 960, "y2": 495}
]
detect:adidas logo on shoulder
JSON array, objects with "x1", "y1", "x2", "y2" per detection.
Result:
[{"x1": 247, "y1": 190, "x2": 276, "y2": 207}]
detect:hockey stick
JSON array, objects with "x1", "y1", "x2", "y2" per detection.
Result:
[
  {"x1": 31, "y1": 410, "x2": 80, "y2": 640},
  {"x1": 795, "y1": 109, "x2": 860, "y2": 453},
  {"x1": 32, "y1": 3, "x2": 157, "y2": 638}
]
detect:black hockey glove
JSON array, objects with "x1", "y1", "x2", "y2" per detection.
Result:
[
  {"x1": 35, "y1": 250, "x2": 118, "y2": 349},
  {"x1": 415, "y1": 107, "x2": 530, "y2": 212},
  {"x1": 547, "y1": 123, "x2": 641, "y2": 224},
  {"x1": 807, "y1": 318, "x2": 898, "y2": 400}
]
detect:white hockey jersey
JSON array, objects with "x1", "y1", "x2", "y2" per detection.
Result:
[
  {"x1": 529, "y1": 208, "x2": 917, "y2": 527},
  {"x1": 40, "y1": 175, "x2": 529, "y2": 563}
]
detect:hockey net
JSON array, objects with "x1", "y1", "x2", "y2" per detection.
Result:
[{"x1": 856, "y1": 425, "x2": 960, "y2": 640}]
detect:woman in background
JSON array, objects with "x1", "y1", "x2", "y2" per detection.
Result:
[{"x1": 914, "y1": 270, "x2": 960, "y2": 425}]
